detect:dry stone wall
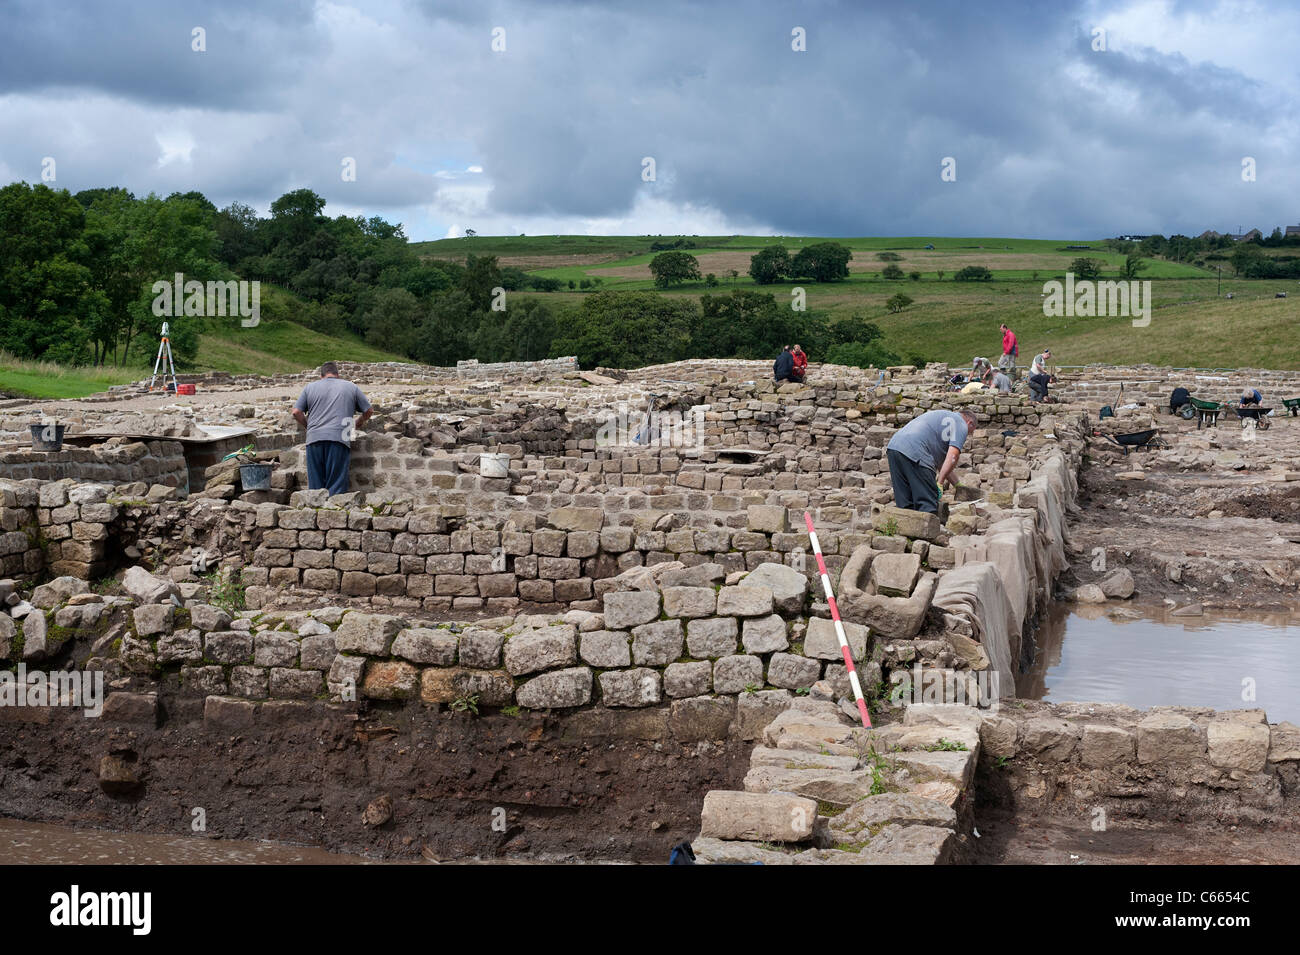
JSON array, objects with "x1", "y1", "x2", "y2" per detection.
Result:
[{"x1": 0, "y1": 439, "x2": 186, "y2": 488}]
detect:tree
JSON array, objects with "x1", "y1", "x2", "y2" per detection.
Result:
[
  {"x1": 1121, "y1": 254, "x2": 1148, "y2": 280},
  {"x1": 83, "y1": 190, "x2": 222, "y2": 365},
  {"x1": 414, "y1": 290, "x2": 478, "y2": 366},
  {"x1": 364, "y1": 287, "x2": 422, "y2": 355},
  {"x1": 550, "y1": 291, "x2": 697, "y2": 368},
  {"x1": 1231, "y1": 243, "x2": 1268, "y2": 277},
  {"x1": 214, "y1": 201, "x2": 263, "y2": 268},
  {"x1": 881, "y1": 264, "x2": 905, "y2": 280},
  {"x1": 935, "y1": 270, "x2": 945, "y2": 281},
  {"x1": 953, "y1": 265, "x2": 992, "y2": 281},
  {"x1": 1068, "y1": 257, "x2": 1103, "y2": 280},
  {"x1": 649, "y1": 250, "x2": 701, "y2": 287},
  {"x1": 689, "y1": 289, "x2": 827, "y2": 359},
  {"x1": 460, "y1": 254, "x2": 503, "y2": 311},
  {"x1": 826, "y1": 340, "x2": 901, "y2": 369},
  {"x1": 749, "y1": 245, "x2": 791, "y2": 284},
  {"x1": 0, "y1": 182, "x2": 105, "y2": 363},
  {"x1": 908, "y1": 271, "x2": 920, "y2": 281},
  {"x1": 886, "y1": 293, "x2": 914, "y2": 312},
  {"x1": 789, "y1": 242, "x2": 852, "y2": 282}
]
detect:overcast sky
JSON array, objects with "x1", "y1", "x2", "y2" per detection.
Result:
[{"x1": 1, "y1": 0, "x2": 1297, "y2": 241}]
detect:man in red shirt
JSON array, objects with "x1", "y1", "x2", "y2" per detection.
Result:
[
  {"x1": 791, "y1": 345, "x2": 807, "y2": 382},
  {"x1": 998, "y1": 324, "x2": 1018, "y2": 372}
]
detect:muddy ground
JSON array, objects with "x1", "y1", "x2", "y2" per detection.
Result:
[
  {"x1": 0, "y1": 700, "x2": 750, "y2": 863},
  {"x1": 969, "y1": 808, "x2": 1300, "y2": 864},
  {"x1": 1060, "y1": 412, "x2": 1300, "y2": 611}
]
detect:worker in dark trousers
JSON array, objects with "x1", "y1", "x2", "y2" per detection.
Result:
[
  {"x1": 291, "y1": 362, "x2": 373, "y2": 495},
  {"x1": 885, "y1": 409, "x2": 977, "y2": 514}
]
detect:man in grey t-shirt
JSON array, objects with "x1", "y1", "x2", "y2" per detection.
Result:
[
  {"x1": 885, "y1": 408, "x2": 976, "y2": 514},
  {"x1": 291, "y1": 362, "x2": 372, "y2": 495}
]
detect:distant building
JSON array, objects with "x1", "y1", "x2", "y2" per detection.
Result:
[
  {"x1": 1116, "y1": 234, "x2": 1149, "y2": 241},
  {"x1": 1199, "y1": 230, "x2": 1221, "y2": 240},
  {"x1": 1285, "y1": 225, "x2": 1300, "y2": 238}
]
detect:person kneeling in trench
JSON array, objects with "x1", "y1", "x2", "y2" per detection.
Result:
[
  {"x1": 885, "y1": 409, "x2": 976, "y2": 515},
  {"x1": 291, "y1": 361, "x2": 373, "y2": 495}
]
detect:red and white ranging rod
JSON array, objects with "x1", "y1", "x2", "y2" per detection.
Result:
[{"x1": 803, "y1": 511, "x2": 872, "y2": 729}]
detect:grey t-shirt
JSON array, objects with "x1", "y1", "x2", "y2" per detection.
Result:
[
  {"x1": 294, "y1": 377, "x2": 371, "y2": 445},
  {"x1": 887, "y1": 409, "x2": 969, "y2": 471},
  {"x1": 992, "y1": 372, "x2": 1011, "y2": 393}
]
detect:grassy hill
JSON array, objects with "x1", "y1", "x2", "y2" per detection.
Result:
[
  {"x1": 422, "y1": 233, "x2": 1300, "y2": 369},
  {"x1": 0, "y1": 282, "x2": 409, "y2": 399},
  {"x1": 8, "y1": 235, "x2": 1298, "y2": 398}
]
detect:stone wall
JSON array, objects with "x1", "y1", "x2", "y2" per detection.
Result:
[
  {"x1": 0, "y1": 439, "x2": 187, "y2": 488},
  {"x1": 0, "y1": 489, "x2": 43, "y2": 579},
  {"x1": 1054, "y1": 364, "x2": 1300, "y2": 408},
  {"x1": 976, "y1": 700, "x2": 1300, "y2": 825},
  {"x1": 456, "y1": 356, "x2": 578, "y2": 379}
]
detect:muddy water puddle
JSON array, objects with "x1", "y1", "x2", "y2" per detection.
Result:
[{"x1": 1017, "y1": 602, "x2": 1300, "y2": 722}]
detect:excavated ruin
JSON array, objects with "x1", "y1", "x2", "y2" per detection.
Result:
[{"x1": 2, "y1": 356, "x2": 1299, "y2": 863}]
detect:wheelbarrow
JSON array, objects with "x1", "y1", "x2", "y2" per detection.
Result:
[
  {"x1": 1281, "y1": 396, "x2": 1300, "y2": 417},
  {"x1": 1233, "y1": 406, "x2": 1272, "y2": 430},
  {"x1": 1186, "y1": 395, "x2": 1225, "y2": 429},
  {"x1": 1105, "y1": 429, "x2": 1167, "y2": 456}
]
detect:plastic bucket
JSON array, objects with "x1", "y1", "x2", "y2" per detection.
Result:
[
  {"x1": 30, "y1": 423, "x2": 65, "y2": 452},
  {"x1": 177, "y1": 383, "x2": 196, "y2": 395},
  {"x1": 239, "y1": 463, "x2": 272, "y2": 491},
  {"x1": 479, "y1": 452, "x2": 510, "y2": 479}
]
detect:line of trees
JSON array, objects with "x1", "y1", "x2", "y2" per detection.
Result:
[
  {"x1": 0, "y1": 181, "x2": 921, "y2": 372},
  {"x1": 749, "y1": 242, "x2": 853, "y2": 284}
]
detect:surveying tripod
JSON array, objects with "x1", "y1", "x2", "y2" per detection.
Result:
[{"x1": 147, "y1": 321, "x2": 179, "y2": 392}]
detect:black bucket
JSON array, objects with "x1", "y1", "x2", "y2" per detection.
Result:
[
  {"x1": 30, "y1": 423, "x2": 65, "y2": 452},
  {"x1": 239, "y1": 463, "x2": 272, "y2": 491}
]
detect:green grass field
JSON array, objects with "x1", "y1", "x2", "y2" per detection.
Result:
[
  {"x1": 8, "y1": 235, "x2": 1298, "y2": 397},
  {"x1": 1, "y1": 281, "x2": 410, "y2": 400},
  {"x1": 192, "y1": 318, "x2": 407, "y2": 375},
  {"x1": 0, "y1": 353, "x2": 141, "y2": 400},
  {"x1": 436, "y1": 233, "x2": 1297, "y2": 369}
]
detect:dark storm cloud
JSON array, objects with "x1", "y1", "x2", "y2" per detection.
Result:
[
  {"x1": 0, "y1": 0, "x2": 322, "y2": 110},
  {"x1": 0, "y1": 0, "x2": 1295, "y2": 238}
]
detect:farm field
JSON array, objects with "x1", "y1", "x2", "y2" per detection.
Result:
[{"x1": 413, "y1": 233, "x2": 1298, "y2": 369}]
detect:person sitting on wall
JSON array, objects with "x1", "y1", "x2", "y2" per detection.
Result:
[
  {"x1": 1028, "y1": 348, "x2": 1054, "y2": 402},
  {"x1": 1240, "y1": 388, "x2": 1262, "y2": 407},
  {"x1": 773, "y1": 345, "x2": 796, "y2": 382},
  {"x1": 791, "y1": 344, "x2": 808, "y2": 383}
]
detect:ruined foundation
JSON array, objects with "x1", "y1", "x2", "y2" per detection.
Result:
[{"x1": 2, "y1": 357, "x2": 1299, "y2": 863}]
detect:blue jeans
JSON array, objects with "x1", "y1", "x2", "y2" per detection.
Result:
[
  {"x1": 306, "y1": 440, "x2": 351, "y2": 495},
  {"x1": 887, "y1": 448, "x2": 939, "y2": 514}
]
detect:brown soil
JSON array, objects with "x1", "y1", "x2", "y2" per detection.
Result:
[
  {"x1": 594, "y1": 249, "x2": 1087, "y2": 280},
  {"x1": 969, "y1": 809, "x2": 1300, "y2": 864},
  {"x1": 422, "y1": 253, "x2": 625, "y2": 270},
  {"x1": 1060, "y1": 419, "x2": 1300, "y2": 608},
  {"x1": 0, "y1": 700, "x2": 750, "y2": 863}
]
